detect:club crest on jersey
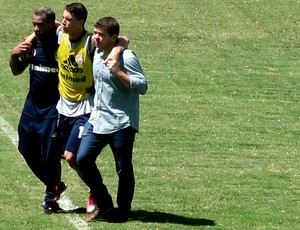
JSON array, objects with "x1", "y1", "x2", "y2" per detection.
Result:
[{"x1": 76, "y1": 55, "x2": 84, "y2": 64}]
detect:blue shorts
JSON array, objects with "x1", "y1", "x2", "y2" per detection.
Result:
[{"x1": 57, "y1": 114, "x2": 90, "y2": 154}]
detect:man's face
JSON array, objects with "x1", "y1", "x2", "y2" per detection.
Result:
[
  {"x1": 32, "y1": 14, "x2": 54, "y2": 38},
  {"x1": 61, "y1": 10, "x2": 83, "y2": 34},
  {"x1": 93, "y1": 27, "x2": 117, "y2": 51}
]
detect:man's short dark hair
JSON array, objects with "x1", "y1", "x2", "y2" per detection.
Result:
[
  {"x1": 34, "y1": 7, "x2": 56, "y2": 22},
  {"x1": 94, "y1": 17, "x2": 120, "y2": 37},
  {"x1": 65, "y1": 2, "x2": 88, "y2": 23}
]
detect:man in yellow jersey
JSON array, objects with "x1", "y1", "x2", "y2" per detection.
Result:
[{"x1": 56, "y1": 2, "x2": 128, "y2": 217}]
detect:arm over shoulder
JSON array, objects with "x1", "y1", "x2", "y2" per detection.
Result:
[{"x1": 9, "y1": 35, "x2": 33, "y2": 75}]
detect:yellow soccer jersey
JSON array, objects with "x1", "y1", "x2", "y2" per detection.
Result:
[{"x1": 57, "y1": 33, "x2": 93, "y2": 101}]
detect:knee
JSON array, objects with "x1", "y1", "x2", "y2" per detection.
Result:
[
  {"x1": 64, "y1": 151, "x2": 77, "y2": 169},
  {"x1": 116, "y1": 162, "x2": 133, "y2": 176}
]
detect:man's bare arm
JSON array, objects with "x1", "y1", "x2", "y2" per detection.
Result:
[{"x1": 9, "y1": 40, "x2": 33, "y2": 75}]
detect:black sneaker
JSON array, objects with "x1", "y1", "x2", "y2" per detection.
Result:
[
  {"x1": 43, "y1": 201, "x2": 62, "y2": 214},
  {"x1": 105, "y1": 207, "x2": 130, "y2": 223}
]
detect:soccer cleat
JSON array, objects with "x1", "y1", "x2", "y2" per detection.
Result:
[
  {"x1": 86, "y1": 192, "x2": 115, "y2": 222},
  {"x1": 87, "y1": 206, "x2": 114, "y2": 222},
  {"x1": 86, "y1": 192, "x2": 97, "y2": 214},
  {"x1": 43, "y1": 201, "x2": 62, "y2": 214}
]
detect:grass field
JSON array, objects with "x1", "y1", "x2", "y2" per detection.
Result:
[{"x1": 1, "y1": 0, "x2": 300, "y2": 229}]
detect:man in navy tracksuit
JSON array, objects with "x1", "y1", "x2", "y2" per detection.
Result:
[{"x1": 9, "y1": 7, "x2": 66, "y2": 214}]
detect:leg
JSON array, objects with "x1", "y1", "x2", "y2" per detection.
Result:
[
  {"x1": 18, "y1": 115, "x2": 63, "y2": 214},
  {"x1": 40, "y1": 118, "x2": 63, "y2": 204},
  {"x1": 110, "y1": 126, "x2": 136, "y2": 221},
  {"x1": 77, "y1": 122, "x2": 114, "y2": 219},
  {"x1": 64, "y1": 150, "x2": 80, "y2": 172},
  {"x1": 64, "y1": 114, "x2": 89, "y2": 177},
  {"x1": 18, "y1": 114, "x2": 46, "y2": 184}
]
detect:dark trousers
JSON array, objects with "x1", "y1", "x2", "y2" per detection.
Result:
[
  {"x1": 77, "y1": 122, "x2": 136, "y2": 211},
  {"x1": 18, "y1": 113, "x2": 62, "y2": 203}
]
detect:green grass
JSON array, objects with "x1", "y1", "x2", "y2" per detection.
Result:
[{"x1": 1, "y1": 0, "x2": 300, "y2": 229}]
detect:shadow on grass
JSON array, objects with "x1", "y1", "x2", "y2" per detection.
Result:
[
  {"x1": 130, "y1": 210, "x2": 215, "y2": 226},
  {"x1": 59, "y1": 208, "x2": 215, "y2": 226}
]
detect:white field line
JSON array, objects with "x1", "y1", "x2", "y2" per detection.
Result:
[{"x1": 0, "y1": 116, "x2": 90, "y2": 230}]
